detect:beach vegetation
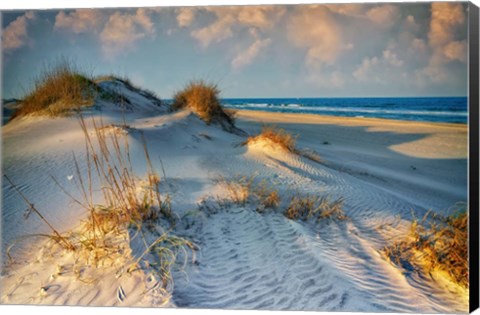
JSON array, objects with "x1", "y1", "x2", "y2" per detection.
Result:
[
  {"x1": 5, "y1": 115, "x2": 194, "y2": 302},
  {"x1": 284, "y1": 195, "x2": 346, "y2": 221},
  {"x1": 12, "y1": 61, "x2": 96, "y2": 119},
  {"x1": 244, "y1": 126, "x2": 297, "y2": 152},
  {"x1": 383, "y1": 206, "x2": 468, "y2": 289},
  {"x1": 244, "y1": 125, "x2": 324, "y2": 163},
  {"x1": 217, "y1": 176, "x2": 280, "y2": 212},
  {"x1": 172, "y1": 80, "x2": 235, "y2": 125}
]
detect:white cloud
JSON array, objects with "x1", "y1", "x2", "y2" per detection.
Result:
[
  {"x1": 231, "y1": 36, "x2": 271, "y2": 70},
  {"x1": 189, "y1": 6, "x2": 285, "y2": 47},
  {"x1": 354, "y1": 49, "x2": 403, "y2": 82},
  {"x1": 287, "y1": 6, "x2": 343, "y2": 67},
  {"x1": 191, "y1": 13, "x2": 235, "y2": 47},
  {"x1": 55, "y1": 9, "x2": 103, "y2": 34},
  {"x1": 383, "y1": 49, "x2": 403, "y2": 67},
  {"x1": 176, "y1": 7, "x2": 196, "y2": 28},
  {"x1": 404, "y1": 15, "x2": 420, "y2": 33},
  {"x1": 2, "y1": 11, "x2": 35, "y2": 51},
  {"x1": 421, "y1": 2, "x2": 467, "y2": 82},
  {"x1": 54, "y1": 8, "x2": 157, "y2": 57},
  {"x1": 354, "y1": 56, "x2": 379, "y2": 81},
  {"x1": 99, "y1": 9, "x2": 156, "y2": 56},
  {"x1": 366, "y1": 4, "x2": 400, "y2": 28},
  {"x1": 443, "y1": 40, "x2": 467, "y2": 63},
  {"x1": 325, "y1": 3, "x2": 366, "y2": 17},
  {"x1": 428, "y1": 2, "x2": 465, "y2": 48},
  {"x1": 410, "y1": 38, "x2": 428, "y2": 55},
  {"x1": 237, "y1": 6, "x2": 285, "y2": 29}
]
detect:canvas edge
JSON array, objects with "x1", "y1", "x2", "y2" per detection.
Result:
[{"x1": 469, "y1": 1, "x2": 480, "y2": 313}]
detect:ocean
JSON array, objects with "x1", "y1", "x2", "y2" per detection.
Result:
[
  {"x1": 221, "y1": 97, "x2": 468, "y2": 124},
  {"x1": 2, "y1": 97, "x2": 468, "y2": 125}
]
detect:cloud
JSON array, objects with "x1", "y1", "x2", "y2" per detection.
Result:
[
  {"x1": 176, "y1": 8, "x2": 196, "y2": 28},
  {"x1": 2, "y1": 11, "x2": 35, "y2": 51},
  {"x1": 232, "y1": 35, "x2": 271, "y2": 70},
  {"x1": 237, "y1": 6, "x2": 285, "y2": 29},
  {"x1": 287, "y1": 6, "x2": 343, "y2": 67},
  {"x1": 383, "y1": 49, "x2": 403, "y2": 67},
  {"x1": 55, "y1": 9, "x2": 104, "y2": 34},
  {"x1": 354, "y1": 49, "x2": 403, "y2": 82},
  {"x1": 354, "y1": 56, "x2": 379, "y2": 82},
  {"x1": 54, "y1": 8, "x2": 157, "y2": 57},
  {"x1": 428, "y1": 2, "x2": 465, "y2": 48},
  {"x1": 100, "y1": 9, "x2": 156, "y2": 56},
  {"x1": 410, "y1": 38, "x2": 428, "y2": 55},
  {"x1": 325, "y1": 3, "x2": 366, "y2": 17},
  {"x1": 189, "y1": 6, "x2": 285, "y2": 47},
  {"x1": 366, "y1": 4, "x2": 400, "y2": 28},
  {"x1": 191, "y1": 13, "x2": 235, "y2": 47},
  {"x1": 421, "y1": 2, "x2": 467, "y2": 82},
  {"x1": 443, "y1": 40, "x2": 467, "y2": 62},
  {"x1": 404, "y1": 15, "x2": 420, "y2": 33}
]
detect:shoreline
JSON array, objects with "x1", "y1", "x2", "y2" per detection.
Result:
[{"x1": 234, "y1": 109, "x2": 468, "y2": 128}]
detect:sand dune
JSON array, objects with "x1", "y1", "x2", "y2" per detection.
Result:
[{"x1": 1, "y1": 84, "x2": 468, "y2": 312}]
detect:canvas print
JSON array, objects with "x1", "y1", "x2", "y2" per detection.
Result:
[{"x1": 0, "y1": 1, "x2": 477, "y2": 313}]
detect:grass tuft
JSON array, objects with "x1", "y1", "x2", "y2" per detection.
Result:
[
  {"x1": 244, "y1": 126, "x2": 297, "y2": 152},
  {"x1": 6, "y1": 115, "x2": 193, "y2": 302},
  {"x1": 172, "y1": 80, "x2": 235, "y2": 126},
  {"x1": 382, "y1": 206, "x2": 468, "y2": 288},
  {"x1": 12, "y1": 61, "x2": 96, "y2": 119},
  {"x1": 216, "y1": 176, "x2": 280, "y2": 212},
  {"x1": 284, "y1": 195, "x2": 346, "y2": 222}
]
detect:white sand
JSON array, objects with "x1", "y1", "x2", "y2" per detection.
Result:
[{"x1": 0, "y1": 84, "x2": 469, "y2": 312}]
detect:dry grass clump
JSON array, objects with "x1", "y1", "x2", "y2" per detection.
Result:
[
  {"x1": 12, "y1": 62, "x2": 96, "y2": 119},
  {"x1": 217, "y1": 176, "x2": 280, "y2": 212},
  {"x1": 76, "y1": 116, "x2": 177, "y2": 229},
  {"x1": 5, "y1": 115, "x2": 194, "y2": 298},
  {"x1": 256, "y1": 180, "x2": 281, "y2": 209},
  {"x1": 216, "y1": 176, "x2": 346, "y2": 222},
  {"x1": 172, "y1": 80, "x2": 235, "y2": 125},
  {"x1": 243, "y1": 126, "x2": 324, "y2": 164},
  {"x1": 284, "y1": 195, "x2": 346, "y2": 222},
  {"x1": 383, "y1": 207, "x2": 468, "y2": 288},
  {"x1": 245, "y1": 126, "x2": 297, "y2": 152}
]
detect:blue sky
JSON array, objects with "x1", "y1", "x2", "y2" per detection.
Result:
[{"x1": 1, "y1": 2, "x2": 469, "y2": 99}]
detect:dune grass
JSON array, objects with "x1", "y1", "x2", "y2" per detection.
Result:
[
  {"x1": 12, "y1": 62, "x2": 96, "y2": 119},
  {"x1": 245, "y1": 126, "x2": 298, "y2": 152},
  {"x1": 383, "y1": 207, "x2": 468, "y2": 289},
  {"x1": 216, "y1": 176, "x2": 347, "y2": 223},
  {"x1": 11, "y1": 64, "x2": 164, "y2": 121},
  {"x1": 243, "y1": 126, "x2": 323, "y2": 163},
  {"x1": 172, "y1": 80, "x2": 235, "y2": 125},
  {"x1": 5, "y1": 115, "x2": 194, "y2": 300},
  {"x1": 216, "y1": 176, "x2": 280, "y2": 212},
  {"x1": 284, "y1": 195, "x2": 346, "y2": 221}
]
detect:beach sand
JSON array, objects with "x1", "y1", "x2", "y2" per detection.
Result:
[
  {"x1": 235, "y1": 110, "x2": 467, "y2": 214},
  {"x1": 0, "y1": 90, "x2": 469, "y2": 312}
]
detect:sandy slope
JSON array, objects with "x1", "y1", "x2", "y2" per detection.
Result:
[{"x1": 1, "y1": 91, "x2": 468, "y2": 312}]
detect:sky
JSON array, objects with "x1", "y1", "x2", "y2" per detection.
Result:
[{"x1": 1, "y1": 2, "x2": 470, "y2": 99}]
